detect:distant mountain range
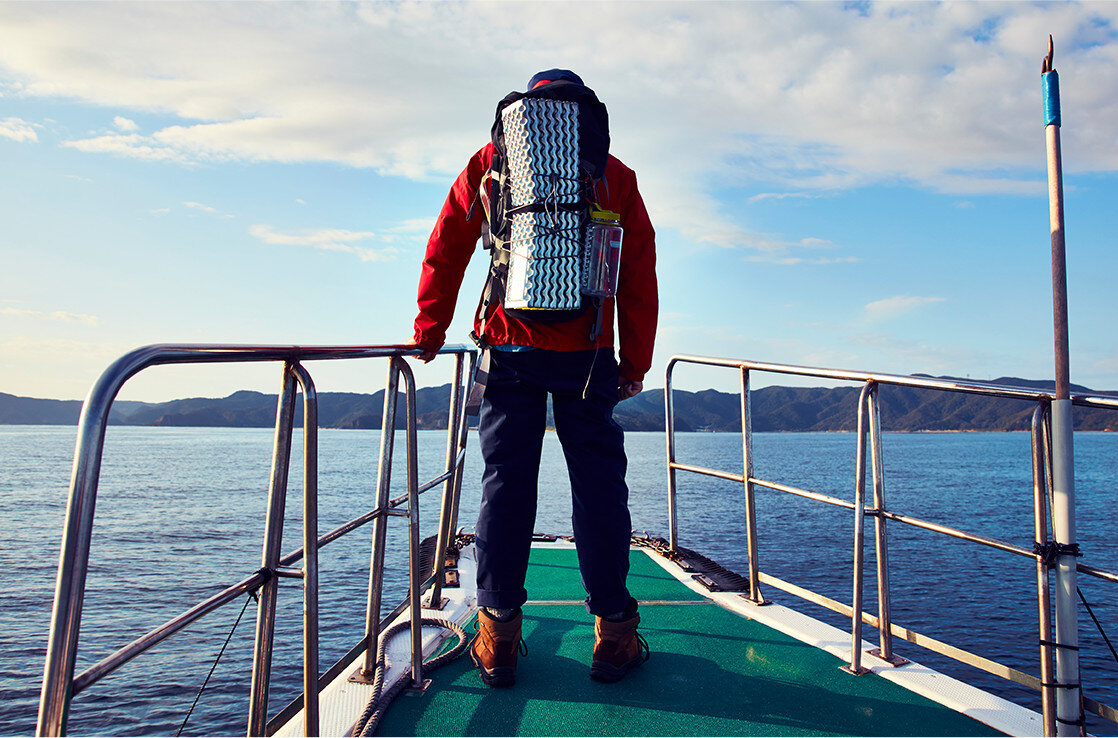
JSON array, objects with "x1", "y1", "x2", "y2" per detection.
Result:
[{"x1": 4, "y1": 376, "x2": 1117, "y2": 432}]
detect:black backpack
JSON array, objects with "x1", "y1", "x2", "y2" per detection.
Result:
[{"x1": 470, "y1": 80, "x2": 611, "y2": 345}]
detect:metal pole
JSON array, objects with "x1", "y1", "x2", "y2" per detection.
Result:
[
  {"x1": 248, "y1": 364, "x2": 298, "y2": 736},
  {"x1": 36, "y1": 371, "x2": 121, "y2": 735},
  {"x1": 665, "y1": 360, "x2": 679, "y2": 550},
  {"x1": 740, "y1": 367, "x2": 762, "y2": 603},
  {"x1": 444, "y1": 350, "x2": 476, "y2": 540},
  {"x1": 1042, "y1": 37, "x2": 1083, "y2": 736},
  {"x1": 290, "y1": 363, "x2": 320, "y2": 737},
  {"x1": 867, "y1": 385, "x2": 903, "y2": 665},
  {"x1": 428, "y1": 352, "x2": 466, "y2": 608},
  {"x1": 397, "y1": 357, "x2": 424, "y2": 686},
  {"x1": 844, "y1": 381, "x2": 872, "y2": 675},
  {"x1": 1032, "y1": 404, "x2": 1057, "y2": 736},
  {"x1": 363, "y1": 361, "x2": 400, "y2": 676},
  {"x1": 1051, "y1": 399, "x2": 1081, "y2": 733}
]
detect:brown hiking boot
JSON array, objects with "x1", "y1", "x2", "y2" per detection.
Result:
[
  {"x1": 590, "y1": 606, "x2": 649, "y2": 683},
  {"x1": 469, "y1": 608, "x2": 526, "y2": 687}
]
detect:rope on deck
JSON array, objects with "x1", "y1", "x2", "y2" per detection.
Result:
[{"x1": 349, "y1": 616, "x2": 469, "y2": 737}]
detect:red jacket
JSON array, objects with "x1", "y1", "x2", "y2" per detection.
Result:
[{"x1": 412, "y1": 144, "x2": 658, "y2": 382}]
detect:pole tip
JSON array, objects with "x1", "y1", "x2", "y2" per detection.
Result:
[{"x1": 1043, "y1": 35, "x2": 1055, "y2": 74}]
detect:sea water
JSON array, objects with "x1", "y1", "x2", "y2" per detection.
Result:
[{"x1": 1, "y1": 426, "x2": 1115, "y2": 735}]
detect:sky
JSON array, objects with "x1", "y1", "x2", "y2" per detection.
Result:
[{"x1": 2, "y1": 1, "x2": 1118, "y2": 403}]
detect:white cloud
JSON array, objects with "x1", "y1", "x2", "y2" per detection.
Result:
[
  {"x1": 748, "y1": 192, "x2": 830, "y2": 204},
  {"x1": 863, "y1": 295, "x2": 946, "y2": 322},
  {"x1": 182, "y1": 200, "x2": 232, "y2": 218},
  {"x1": 749, "y1": 254, "x2": 861, "y2": 266},
  {"x1": 739, "y1": 234, "x2": 860, "y2": 265},
  {"x1": 0, "y1": 116, "x2": 37, "y2": 142},
  {"x1": 145, "y1": 201, "x2": 232, "y2": 217},
  {"x1": 2, "y1": 2, "x2": 1117, "y2": 252},
  {"x1": 0, "y1": 307, "x2": 98, "y2": 326},
  {"x1": 62, "y1": 132, "x2": 192, "y2": 163},
  {"x1": 384, "y1": 217, "x2": 434, "y2": 241},
  {"x1": 113, "y1": 115, "x2": 138, "y2": 131},
  {"x1": 249, "y1": 224, "x2": 399, "y2": 262}
]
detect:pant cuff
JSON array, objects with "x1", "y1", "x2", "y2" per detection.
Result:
[
  {"x1": 477, "y1": 587, "x2": 528, "y2": 610},
  {"x1": 584, "y1": 591, "x2": 633, "y2": 617}
]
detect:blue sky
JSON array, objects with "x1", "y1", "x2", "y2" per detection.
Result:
[{"x1": 2, "y1": 1, "x2": 1117, "y2": 402}]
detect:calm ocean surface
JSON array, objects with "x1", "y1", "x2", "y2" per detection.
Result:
[{"x1": 1, "y1": 425, "x2": 1115, "y2": 735}]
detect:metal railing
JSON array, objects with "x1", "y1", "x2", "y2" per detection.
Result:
[
  {"x1": 36, "y1": 343, "x2": 474, "y2": 737},
  {"x1": 665, "y1": 354, "x2": 1118, "y2": 737}
]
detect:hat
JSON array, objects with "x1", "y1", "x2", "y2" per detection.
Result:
[{"x1": 527, "y1": 69, "x2": 584, "y2": 90}]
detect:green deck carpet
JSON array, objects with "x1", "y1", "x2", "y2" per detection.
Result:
[{"x1": 376, "y1": 547, "x2": 1004, "y2": 736}]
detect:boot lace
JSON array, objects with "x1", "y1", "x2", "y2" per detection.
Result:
[{"x1": 636, "y1": 631, "x2": 650, "y2": 662}]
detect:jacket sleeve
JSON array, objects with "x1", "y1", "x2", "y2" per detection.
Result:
[
  {"x1": 614, "y1": 172, "x2": 658, "y2": 383},
  {"x1": 412, "y1": 147, "x2": 490, "y2": 351}
]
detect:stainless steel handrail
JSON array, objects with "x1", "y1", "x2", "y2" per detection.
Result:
[
  {"x1": 665, "y1": 354, "x2": 1118, "y2": 735},
  {"x1": 36, "y1": 343, "x2": 474, "y2": 737}
]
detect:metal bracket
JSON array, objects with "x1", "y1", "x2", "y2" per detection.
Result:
[
  {"x1": 422, "y1": 595, "x2": 449, "y2": 610},
  {"x1": 273, "y1": 566, "x2": 305, "y2": 579},
  {"x1": 867, "y1": 648, "x2": 909, "y2": 667},
  {"x1": 840, "y1": 664, "x2": 871, "y2": 676},
  {"x1": 348, "y1": 665, "x2": 378, "y2": 685},
  {"x1": 349, "y1": 667, "x2": 432, "y2": 698},
  {"x1": 403, "y1": 678, "x2": 432, "y2": 696},
  {"x1": 736, "y1": 593, "x2": 771, "y2": 606},
  {"x1": 692, "y1": 574, "x2": 719, "y2": 590}
]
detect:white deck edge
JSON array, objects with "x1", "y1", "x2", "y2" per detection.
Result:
[{"x1": 638, "y1": 544, "x2": 1044, "y2": 737}]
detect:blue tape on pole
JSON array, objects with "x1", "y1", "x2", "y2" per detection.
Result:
[{"x1": 1043, "y1": 70, "x2": 1061, "y2": 127}]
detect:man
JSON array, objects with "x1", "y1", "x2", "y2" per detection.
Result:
[{"x1": 410, "y1": 69, "x2": 657, "y2": 686}]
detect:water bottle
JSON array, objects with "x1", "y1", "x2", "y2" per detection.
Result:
[{"x1": 581, "y1": 209, "x2": 623, "y2": 297}]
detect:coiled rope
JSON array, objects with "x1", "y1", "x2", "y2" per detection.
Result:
[{"x1": 350, "y1": 617, "x2": 469, "y2": 737}]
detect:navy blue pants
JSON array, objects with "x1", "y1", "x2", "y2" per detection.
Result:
[{"x1": 475, "y1": 347, "x2": 633, "y2": 617}]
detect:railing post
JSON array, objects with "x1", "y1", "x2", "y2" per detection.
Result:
[
  {"x1": 740, "y1": 366, "x2": 762, "y2": 603},
  {"x1": 844, "y1": 381, "x2": 873, "y2": 675},
  {"x1": 443, "y1": 350, "x2": 476, "y2": 541},
  {"x1": 665, "y1": 359, "x2": 679, "y2": 550},
  {"x1": 363, "y1": 360, "x2": 400, "y2": 676},
  {"x1": 396, "y1": 357, "x2": 424, "y2": 687},
  {"x1": 36, "y1": 374, "x2": 120, "y2": 736},
  {"x1": 290, "y1": 363, "x2": 320, "y2": 737},
  {"x1": 1042, "y1": 42, "x2": 1084, "y2": 736},
  {"x1": 1050, "y1": 398, "x2": 1083, "y2": 735},
  {"x1": 248, "y1": 363, "x2": 298, "y2": 736},
  {"x1": 428, "y1": 351, "x2": 467, "y2": 609},
  {"x1": 867, "y1": 384, "x2": 904, "y2": 666},
  {"x1": 1032, "y1": 403, "x2": 1058, "y2": 736}
]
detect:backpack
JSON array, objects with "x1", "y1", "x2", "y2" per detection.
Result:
[{"x1": 469, "y1": 79, "x2": 611, "y2": 347}]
